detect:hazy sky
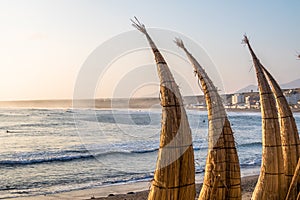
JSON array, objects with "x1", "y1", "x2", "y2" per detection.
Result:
[{"x1": 0, "y1": 0, "x2": 299, "y2": 100}]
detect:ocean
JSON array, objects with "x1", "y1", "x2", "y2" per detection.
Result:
[{"x1": 0, "y1": 108, "x2": 299, "y2": 199}]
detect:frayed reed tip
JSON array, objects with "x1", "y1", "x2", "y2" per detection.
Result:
[
  {"x1": 130, "y1": 16, "x2": 147, "y2": 34},
  {"x1": 174, "y1": 37, "x2": 185, "y2": 49}
]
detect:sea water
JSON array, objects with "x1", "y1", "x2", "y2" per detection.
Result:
[{"x1": 0, "y1": 108, "x2": 299, "y2": 199}]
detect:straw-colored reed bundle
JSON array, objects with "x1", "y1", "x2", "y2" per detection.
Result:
[
  {"x1": 260, "y1": 65, "x2": 300, "y2": 199},
  {"x1": 286, "y1": 158, "x2": 300, "y2": 200},
  {"x1": 243, "y1": 35, "x2": 286, "y2": 199},
  {"x1": 131, "y1": 18, "x2": 196, "y2": 200},
  {"x1": 175, "y1": 38, "x2": 241, "y2": 200}
]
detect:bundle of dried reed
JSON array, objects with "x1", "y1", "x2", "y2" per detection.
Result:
[
  {"x1": 131, "y1": 18, "x2": 196, "y2": 200},
  {"x1": 243, "y1": 35, "x2": 286, "y2": 199},
  {"x1": 260, "y1": 64, "x2": 300, "y2": 199},
  {"x1": 175, "y1": 38, "x2": 241, "y2": 200}
]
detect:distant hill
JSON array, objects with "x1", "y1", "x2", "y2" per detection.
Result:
[
  {"x1": 235, "y1": 84, "x2": 259, "y2": 93},
  {"x1": 236, "y1": 78, "x2": 300, "y2": 94},
  {"x1": 281, "y1": 78, "x2": 300, "y2": 89}
]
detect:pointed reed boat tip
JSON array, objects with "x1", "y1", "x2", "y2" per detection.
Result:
[
  {"x1": 130, "y1": 16, "x2": 147, "y2": 34},
  {"x1": 242, "y1": 34, "x2": 249, "y2": 45},
  {"x1": 174, "y1": 37, "x2": 185, "y2": 49}
]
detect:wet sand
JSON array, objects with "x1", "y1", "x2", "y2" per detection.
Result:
[
  {"x1": 15, "y1": 175, "x2": 258, "y2": 200},
  {"x1": 90, "y1": 175, "x2": 258, "y2": 200}
]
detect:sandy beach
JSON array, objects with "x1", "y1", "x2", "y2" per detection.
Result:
[{"x1": 14, "y1": 175, "x2": 258, "y2": 200}]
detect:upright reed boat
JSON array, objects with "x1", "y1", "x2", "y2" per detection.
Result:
[
  {"x1": 243, "y1": 35, "x2": 295, "y2": 199},
  {"x1": 131, "y1": 18, "x2": 196, "y2": 200},
  {"x1": 175, "y1": 38, "x2": 241, "y2": 200}
]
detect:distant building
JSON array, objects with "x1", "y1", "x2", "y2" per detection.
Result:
[
  {"x1": 245, "y1": 95, "x2": 260, "y2": 109},
  {"x1": 284, "y1": 89, "x2": 300, "y2": 105},
  {"x1": 245, "y1": 96, "x2": 251, "y2": 108},
  {"x1": 246, "y1": 96, "x2": 255, "y2": 108},
  {"x1": 232, "y1": 93, "x2": 245, "y2": 105},
  {"x1": 255, "y1": 101, "x2": 260, "y2": 109}
]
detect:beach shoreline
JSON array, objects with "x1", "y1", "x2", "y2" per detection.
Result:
[
  {"x1": 0, "y1": 99, "x2": 299, "y2": 113},
  {"x1": 14, "y1": 175, "x2": 258, "y2": 200}
]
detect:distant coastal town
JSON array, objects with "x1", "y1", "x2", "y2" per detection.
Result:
[{"x1": 187, "y1": 87, "x2": 300, "y2": 111}]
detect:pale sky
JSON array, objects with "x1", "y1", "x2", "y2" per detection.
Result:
[{"x1": 0, "y1": 0, "x2": 299, "y2": 100}]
